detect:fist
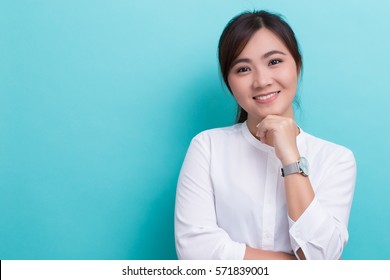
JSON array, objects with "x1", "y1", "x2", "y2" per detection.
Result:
[{"x1": 256, "y1": 115, "x2": 300, "y2": 165}]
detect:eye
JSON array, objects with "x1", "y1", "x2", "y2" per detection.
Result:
[
  {"x1": 269, "y1": 59, "x2": 282, "y2": 66},
  {"x1": 236, "y1": 67, "x2": 251, "y2": 73}
]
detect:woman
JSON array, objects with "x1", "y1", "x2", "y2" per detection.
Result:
[{"x1": 174, "y1": 10, "x2": 356, "y2": 260}]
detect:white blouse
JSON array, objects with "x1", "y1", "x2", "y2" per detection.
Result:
[{"x1": 175, "y1": 122, "x2": 356, "y2": 260}]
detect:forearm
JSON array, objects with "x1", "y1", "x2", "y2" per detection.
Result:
[
  {"x1": 244, "y1": 246, "x2": 297, "y2": 260},
  {"x1": 283, "y1": 173, "x2": 314, "y2": 221}
]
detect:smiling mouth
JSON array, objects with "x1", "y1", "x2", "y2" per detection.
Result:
[{"x1": 253, "y1": 91, "x2": 280, "y2": 101}]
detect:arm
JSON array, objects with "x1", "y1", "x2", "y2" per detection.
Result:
[
  {"x1": 175, "y1": 135, "x2": 246, "y2": 259},
  {"x1": 256, "y1": 116, "x2": 356, "y2": 259},
  {"x1": 287, "y1": 149, "x2": 356, "y2": 259},
  {"x1": 257, "y1": 116, "x2": 314, "y2": 222},
  {"x1": 244, "y1": 246, "x2": 297, "y2": 260}
]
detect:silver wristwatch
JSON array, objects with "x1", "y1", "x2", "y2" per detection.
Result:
[{"x1": 281, "y1": 157, "x2": 309, "y2": 177}]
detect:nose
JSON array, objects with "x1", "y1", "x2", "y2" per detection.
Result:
[{"x1": 252, "y1": 69, "x2": 272, "y2": 89}]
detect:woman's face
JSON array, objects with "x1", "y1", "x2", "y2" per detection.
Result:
[{"x1": 227, "y1": 28, "x2": 299, "y2": 125}]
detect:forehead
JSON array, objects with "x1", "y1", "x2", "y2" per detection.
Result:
[{"x1": 237, "y1": 28, "x2": 290, "y2": 57}]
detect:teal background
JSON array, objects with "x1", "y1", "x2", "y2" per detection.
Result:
[{"x1": 1, "y1": 0, "x2": 389, "y2": 260}]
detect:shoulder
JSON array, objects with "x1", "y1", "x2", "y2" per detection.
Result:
[
  {"x1": 192, "y1": 123, "x2": 243, "y2": 144},
  {"x1": 301, "y1": 130, "x2": 355, "y2": 166},
  {"x1": 301, "y1": 131, "x2": 356, "y2": 197},
  {"x1": 182, "y1": 124, "x2": 243, "y2": 163}
]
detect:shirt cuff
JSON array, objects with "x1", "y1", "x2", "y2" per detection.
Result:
[
  {"x1": 221, "y1": 242, "x2": 246, "y2": 260},
  {"x1": 288, "y1": 196, "x2": 330, "y2": 259}
]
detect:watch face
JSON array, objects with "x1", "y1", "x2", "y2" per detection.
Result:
[{"x1": 299, "y1": 157, "x2": 309, "y2": 176}]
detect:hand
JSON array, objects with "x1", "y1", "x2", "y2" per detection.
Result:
[{"x1": 256, "y1": 115, "x2": 300, "y2": 165}]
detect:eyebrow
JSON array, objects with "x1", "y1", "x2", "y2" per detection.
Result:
[
  {"x1": 230, "y1": 58, "x2": 251, "y2": 68},
  {"x1": 231, "y1": 50, "x2": 287, "y2": 68},
  {"x1": 263, "y1": 50, "x2": 287, "y2": 58}
]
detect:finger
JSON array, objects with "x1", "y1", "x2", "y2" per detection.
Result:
[
  {"x1": 256, "y1": 128, "x2": 267, "y2": 142},
  {"x1": 256, "y1": 116, "x2": 275, "y2": 136}
]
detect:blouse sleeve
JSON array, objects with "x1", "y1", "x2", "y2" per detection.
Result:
[
  {"x1": 174, "y1": 135, "x2": 246, "y2": 259},
  {"x1": 288, "y1": 148, "x2": 356, "y2": 259}
]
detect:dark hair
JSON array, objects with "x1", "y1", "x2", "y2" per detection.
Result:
[{"x1": 218, "y1": 10, "x2": 302, "y2": 123}]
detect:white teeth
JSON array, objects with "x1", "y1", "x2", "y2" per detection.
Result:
[{"x1": 254, "y1": 91, "x2": 280, "y2": 100}]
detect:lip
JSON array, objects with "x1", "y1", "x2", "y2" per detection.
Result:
[{"x1": 253, "y1": 91, "x2": 280, "y2": 104}]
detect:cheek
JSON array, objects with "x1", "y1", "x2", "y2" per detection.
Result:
[
  {"x1": 227, "y1": 75, "x2": 236, "y2": 91},
  {"x1": 228, "y1": 76, "x2": 247, "y2": 98},
  {"x1": 227, "y1": 76, "x2": 238, "y2": 96},
  {"x1": 279, "y1": 67, "x2": 298, "y2": 90}
]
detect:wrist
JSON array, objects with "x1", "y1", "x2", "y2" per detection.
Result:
[
  {"x1": 281, "y1": 156, "x2": 310, "y2": 177},
  {"x1": 280, "y1": 151, "x2": 300, "y2": 166}
]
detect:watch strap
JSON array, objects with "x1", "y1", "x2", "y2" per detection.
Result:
[{"x1": 281, "y1": 162, "x2": 300, "y2": 177}]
